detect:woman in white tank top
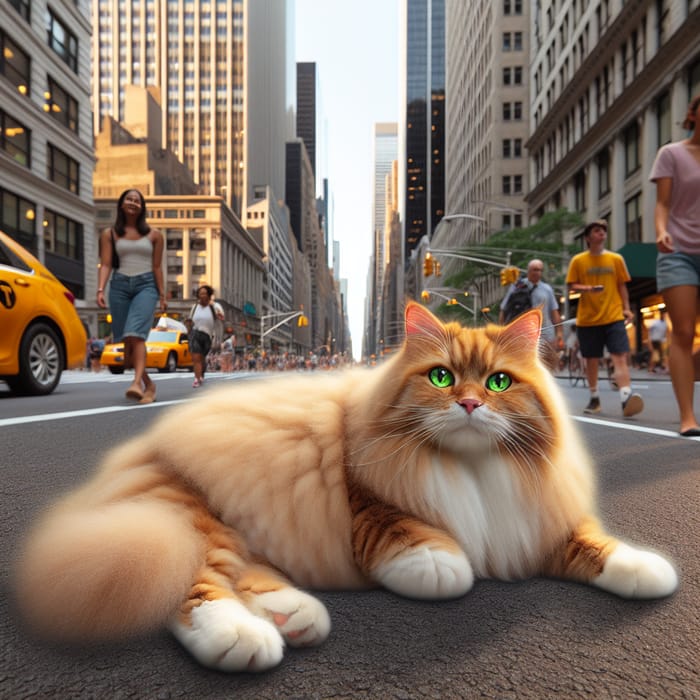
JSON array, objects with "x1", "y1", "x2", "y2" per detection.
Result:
[{"x1": 96, "y1": 189, "x2": 166, "y2": 403}]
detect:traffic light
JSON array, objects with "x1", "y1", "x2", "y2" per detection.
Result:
[
  {"x1": 500, "y1": 266, "x2": 520, "y2": 285},
  {"x1": 434, "y1": 261, "x2": 442, "y2": 277},
  {"x1": 420, "y1": 290, "x2": 430, "y2": 302},
  {"x1": 423, "y1": 253, "x2": 434, "y2": 277},
  {"x1": 297, "y1": 314, "x2": 309, "y2": 327}
]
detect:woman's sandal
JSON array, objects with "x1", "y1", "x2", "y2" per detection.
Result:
[
  {"x1": 139, "y1": 384, "x2": 156, "y2": 404},
  {"x1": 125, "y1": 385, "x2": 144, "y2": 401}
]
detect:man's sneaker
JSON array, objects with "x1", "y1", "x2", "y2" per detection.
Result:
[
  {"x1": 622, "y1": 393, "x2": 644, "y2": 417},
  {"x1": 583, "y1": 397, "x2": 601, "y2": 414}
]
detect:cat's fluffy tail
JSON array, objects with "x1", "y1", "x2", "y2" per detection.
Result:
[{"x1": 15, "y1": 452, "x2": 204, "y2": 642}]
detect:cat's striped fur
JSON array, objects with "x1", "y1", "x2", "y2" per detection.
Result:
[{"x1": 15, "y1": 303, "x2": 677, "y2": 671}]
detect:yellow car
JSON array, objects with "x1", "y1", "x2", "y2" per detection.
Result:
[
  {"x1": 100, "y1": 322, "x2": 192, "y2": 374},
  {"x1": 0, "y1": 230, "x2": 87, "y2": 395}
]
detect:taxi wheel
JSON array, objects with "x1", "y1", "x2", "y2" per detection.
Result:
[
  {"x1": 9, "y1": 322, "x2": 63, "y2": 395},
  {"x1": 108, "y1": 366, "x2": 125, "y2": 374},
  {"x1": 165, "y1": 352, "x2": 177, "y2": 372}
]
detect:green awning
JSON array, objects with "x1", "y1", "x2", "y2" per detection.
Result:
[{"x1": 617, "y1": 242, "x2": 657, "y2": 279}]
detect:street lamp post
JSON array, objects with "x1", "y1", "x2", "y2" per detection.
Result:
[{"x1": 260, "y1": 309, "x2": 308, "y2": 355}]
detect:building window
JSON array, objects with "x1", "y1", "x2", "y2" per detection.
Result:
[
  {"x1": 45, "y1": 78, "x2": 79, "y2": 132},
  {"x1": 0, "y1": 32, "x2": 30, "y2": 96},
  {"x1": 503, "y1": 139, "x2": 511, "y2": 158},
  {"x1": 0, "y1": 110, "x2": 30, "y2": 166},
  {"x1": 503, "y1": 102, "x2": 512, "y2": 120},
  {"x1": 624, "y1": 122, "x2": 640, "y2": 176},
  {"x1": 43, "y1": 209, "x2": 82, "y2": 259},
  {"x1": 597, "y1": 149, "x2": 610, "y2": 196},
  {"x1": 502, "y1": 176, "x2": 511, "y2": 195},
  {"x1": 503, "y1": 32, "x2": 512, "y2": 51},
  {"x1": 192, "y1": 255, "x2": 207, "y2": 275},
  {"x1": 503, "y1": 67, "x2": 512, "y2": 86},
  {"x1": 656, "y1": 91, "x2": 671, "y2": 146},
  {"x1": 689, "y1": 58, "x2": 700, "y2": 97},
  {"x1": 166, "y1": 234, "x2": 183, "y2": 250},
  {"x1": 167, "y1": 255, "x2": 183, "y2": 274},
  {"x1": 514, "y1": 101, "x2": 522, "y2": 120},
  {"x1": 47, "y1": 144, "x2": 79, "y2": 194},
  {"x1": 46, "y1": 9, "x2": 78, "y2": 73},
  {"x1": 514, "y1": 32, "x2": 523, "y2": 51},
  {"x1": 503, "y1": 0, "x2": 523, "y2": 14},
  {"x1": 1, "y1": 188, "x2": 36, "y2": 250},
  {"x1": 190, "y1": 238, "x2": 206, "y2": 251},
  {"x1": 7, "y1": 0, "x2": 30, "y2": 22},
  {"x1": 502, "y1": 214, "x2": 512, "y2": 229},
  {"x1": 574, "y1": 170, "x2": 586, "y2": 212},
  {"x1": 166, "y1": 282, "x2": 183, "y2": 300},
  {"x1": 513, "y1": 175, "x2": 523, "y2": 194},
  {"x1": 656, "y1": 0, "x2": 670, "y2": 47},
  {"x1": 625, "y1": 194, "x2": 642, "y2": 243}
]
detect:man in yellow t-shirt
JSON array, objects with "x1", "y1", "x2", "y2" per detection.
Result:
[{"x1": 566, "y1": 220, "x2": 643, "y2": 417}]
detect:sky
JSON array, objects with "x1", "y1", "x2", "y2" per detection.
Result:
[{"x1": 294, "y1": 0, "x2": 400, "y2": 359}]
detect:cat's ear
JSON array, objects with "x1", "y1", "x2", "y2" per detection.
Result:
[
  {"x1": 501, "y1": 308, "x2": 542, "y2": 346},
  {"x1": 405, "y1": 302, "x2": 445, "y2": 338}
]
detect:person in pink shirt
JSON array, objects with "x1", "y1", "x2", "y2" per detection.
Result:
[{"x1": 650, "y1": 94, "x2": 700, "y2": 437}]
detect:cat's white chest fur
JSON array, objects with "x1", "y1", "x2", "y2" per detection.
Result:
[{"x1": 423, "y1": 454, "x2": 542, "y2": 579}]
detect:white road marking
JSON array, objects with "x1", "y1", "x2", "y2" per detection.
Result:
[
  {"x1": 0, "y1": 400, "x2": 186, "y2": 427},
  {"x1": 2, "y1": 395, "x2": 698, "y2": 441},
  {"x1": 573, "y1": 415, "x2": 700, "y2": 440}
]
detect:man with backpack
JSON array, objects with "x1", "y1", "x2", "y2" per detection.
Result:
[{"x1": 499, "y1": 259, "x2": 563, "y2": 369}]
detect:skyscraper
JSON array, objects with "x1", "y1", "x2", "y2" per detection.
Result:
[
  {"x1": 368, "y1": 123, "x2": 398, "y2": 357},
  {"x1": 401, "y1": 0, "x2": 445, "y2": 262},
  {"x1": 92, "y1": 0, "x2": 291, "y2": 217},
  {"x1": 296, "y1": 62, "x2": 317, "y2": 180}
]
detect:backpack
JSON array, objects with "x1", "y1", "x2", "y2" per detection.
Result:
[
  {"x1": 189, "y1": 303, "x2": 218, "y2": 324},
  {"x1": 502, "y1": 278, "x2": 534, "y2": 323}
]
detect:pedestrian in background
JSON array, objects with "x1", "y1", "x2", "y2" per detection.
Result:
[
  {"x1": 650, "y1": 93, "x2": 700, "y2": 437},
  {"x1": 566, "y1": 220, "x2": 643, "y2": 417},
  {"x1": 97, "y1": 189, "x2": 166, "y2": 403},
  {"x1": 189, "y1": 285, "x2": 225, "y2": 387},
  {"x1": 499, "y1": 258, "x2": 563, "y2": 369},
  {"x1": 647, "y1": 309, "x2": 668, "y2": 373}
]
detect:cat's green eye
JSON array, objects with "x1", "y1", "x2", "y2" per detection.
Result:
[
  {"x1": 486, "y1": 372, "x2": 512, "y2": 393},
  {"x1": 428, "y1": 366, "x2": 455, "y2": 388}
]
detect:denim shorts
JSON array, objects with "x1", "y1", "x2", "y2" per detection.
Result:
[
  {"x1": 108, "y1": 271, "x2": 159, "y2": 341},
  {"x1": 656, "y1": 251, "x2": 700, "y2": 292},
  {"x1": 577, "y1": 320, "x2": 629, "y2": 358}
]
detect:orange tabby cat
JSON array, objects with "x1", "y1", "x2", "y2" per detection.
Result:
[{"x1": 15, "y1": 303, "x2": 677, "y2": 671}]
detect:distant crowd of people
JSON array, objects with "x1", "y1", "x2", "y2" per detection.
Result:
[{"x1": 207, "y1": 350, "x2": 352, "y2": 373}]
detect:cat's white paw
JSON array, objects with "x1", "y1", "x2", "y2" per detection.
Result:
[
  {"x1": 247, "y1": 588, "x2": 331, "y2": 647},
  {"x1": 374, "y1": 546, "x2": 474, "y2": 599},
  {"x1": 169, "y1": 598, "x2": 284, "y2": 672},
  {"x1": 595, "y1": 543, "x2": 678, "y2": 599}
]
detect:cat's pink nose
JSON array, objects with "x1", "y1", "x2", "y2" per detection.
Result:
[{"x1": 458, "y1": 398, "x2": 483, "y2": 414}]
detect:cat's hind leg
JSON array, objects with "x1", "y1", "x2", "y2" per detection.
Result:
[
  {"x1": 169, "y1": 514, "x2": 330, "y2": 671},
  {"x1": 543, "y1": 516, "x2": 678, "y2": 599},
  {"x1": 168, "y1": 516, "x2": 286, "y2": 672},
  {"x1": 236, "y1": 564, "x2": 331, "y2": 648}
]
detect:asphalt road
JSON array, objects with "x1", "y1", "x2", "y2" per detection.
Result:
[{"x1": 1, "y1": 370, "x2": 698, "y2": 699}]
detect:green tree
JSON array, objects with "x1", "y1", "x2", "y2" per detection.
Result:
[{"x1": 444, "y1": 208, "x2": 583, "y2": 291}]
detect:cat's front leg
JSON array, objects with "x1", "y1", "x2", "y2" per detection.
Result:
[
  {"x1": 543, "y1": 516, "x2": 678, "y2": 599},
  {"x1": 349, "y1": 484, "x2": 473, "y2": 600}
]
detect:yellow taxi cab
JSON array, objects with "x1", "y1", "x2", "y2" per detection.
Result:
[
  {"x1": 100, "y1": 317, "x2": 192, "y2": 374},
  {"x1": 0, "y1": 230, "x2": 87, "y2": 395}
]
